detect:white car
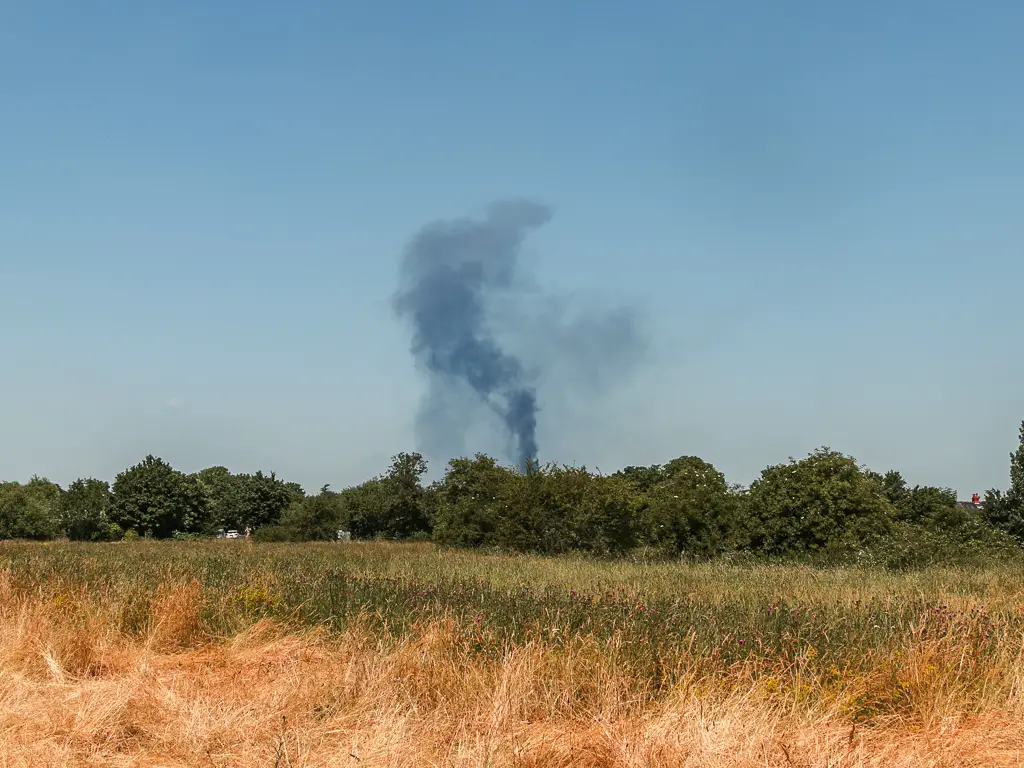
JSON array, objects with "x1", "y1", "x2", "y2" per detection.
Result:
[{"x1": 225, "y1": 530, "x2": 240, "y2": 539}]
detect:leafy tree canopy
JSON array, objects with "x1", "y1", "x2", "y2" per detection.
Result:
[
  {"x1": 110, "y1": 455, "x2": 208, "y2": 539},
  {"x1": 745, "y1": 448, "x2": 894, "y2": 556}
]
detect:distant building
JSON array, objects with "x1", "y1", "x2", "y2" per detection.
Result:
[{"x1": 957, "y1": 492, "x2": 985, "y2": 511}]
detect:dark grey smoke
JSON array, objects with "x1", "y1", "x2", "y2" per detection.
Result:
[
  {"x1": 394, "y1": 200, "x2": 549, "y2": 470},
  {"x1": 394, "y1": 199, "x2": 644, "y2": 471}
]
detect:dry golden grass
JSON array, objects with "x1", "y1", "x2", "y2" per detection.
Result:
[{"x1": 2, "y1": 563, "x2": 1024, "y2": 767}]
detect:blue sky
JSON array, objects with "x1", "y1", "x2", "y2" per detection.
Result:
[{"x1": 2, "y1": 1, "x2": 1022, "y2": 496}]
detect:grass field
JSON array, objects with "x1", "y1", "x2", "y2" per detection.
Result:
[{"x1": 2, "y1": 540, "x2": 1023, "y2": 766}]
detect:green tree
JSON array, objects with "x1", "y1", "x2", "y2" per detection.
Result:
[
  {"x1": 743, "y1": 448, "x2": 894, "y2": 556},
  {"x1": 339, "y1": 478, "x2": 391, "y2": 539},
  {"x1": 61, "y1": 478, "x2": 114, "y2": 541},
  {"x1": 867, "y1": 470, "x2": 963, "y2": 528},
  {"x1": 277, "y1": 485, "x2": 345, "y2": 541},
  {"x1": 984, "y1": 420, "x2": 1024, "y2": 540},
  {"x1": 556, "y1": 469, "x2": 639, "y2": 555},
  {"x1": 897, "y1": 485, "x2": 967, "y2": 531},
  {"x1": 221, "y1": 471, "x2": 302, "y2": 532},
  {"x1": 614, "y1": 464, "x2": 664, "y2": 494},
  {"x1": 380, "y1": 451, "x2": 432, "y2": 538},
  {"x1": 0, "y1": 477, "x2": 63, "y2": 540},
  {"x1": 432, "y1": 454, "x2": 516, "y2": 548},
  {"x1": 110, "y1": 455, "x2": 208, "y2": 538},
  {"x1": 491, "y1": 464, "x2": 549, "y2": 553},
  {"x1": 191, "y1": 466, "x2": 303, "y2": 533},
  {"x1": 983, "y1": 489, "x2": 1024, "y2": 540},
  {"x1": 487, "y1": 463, "x2": 639, "y2": 556},
  {"x1": 873, "y1": 470, "x2": 911, "y2": 509},
  {"x1": 1011, "y1": 420, "x2": 1024, "y2": 503},
  {"x1": 192, "y1": 466, "x2": 233, "y2": 528},
  {"x1": 337, "y1": 453, "x2": 432, "y2": 540},
  {"x1": 642, "y1": 456, "x2": 739, "y2": 558}
]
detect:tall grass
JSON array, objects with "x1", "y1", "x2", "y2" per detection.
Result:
[{"x1": 1, "y1": 540, "x2": 1023, "y2": 765}]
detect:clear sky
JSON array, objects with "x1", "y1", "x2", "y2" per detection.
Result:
[{"x1": 2, "y1": 1, "x2": 1022, "y2": 497}]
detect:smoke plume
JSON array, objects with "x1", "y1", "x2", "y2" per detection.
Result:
[{"x1": 393, "y1": 199, "x2": 642, "y2": 471}]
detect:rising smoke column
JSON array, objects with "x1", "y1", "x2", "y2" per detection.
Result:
[{"x1": 393, "y1": 200, "x2": 551, "y2": 470}]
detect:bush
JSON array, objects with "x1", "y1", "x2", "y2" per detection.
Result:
[
  {"x1": 62, "y1": 478, "x2": 114, "y2": 541},
  {"x1": 637, "y1": 456, "x2": 740, "y2": 558},
  {"x1": 742, "y1": 448, "x2": 894, "y2": 556},
  {"x1": 0, "y1": 479, "x2": 63, "y2": 540}
]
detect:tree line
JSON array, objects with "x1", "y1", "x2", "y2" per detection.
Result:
[{"x1": 3, "y1": 420, "x2": 1023, "y2": 567}]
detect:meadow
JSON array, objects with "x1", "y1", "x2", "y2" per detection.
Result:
[{"x1": 2, "y1": 540, "x2": 1023, "y2": 766}]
